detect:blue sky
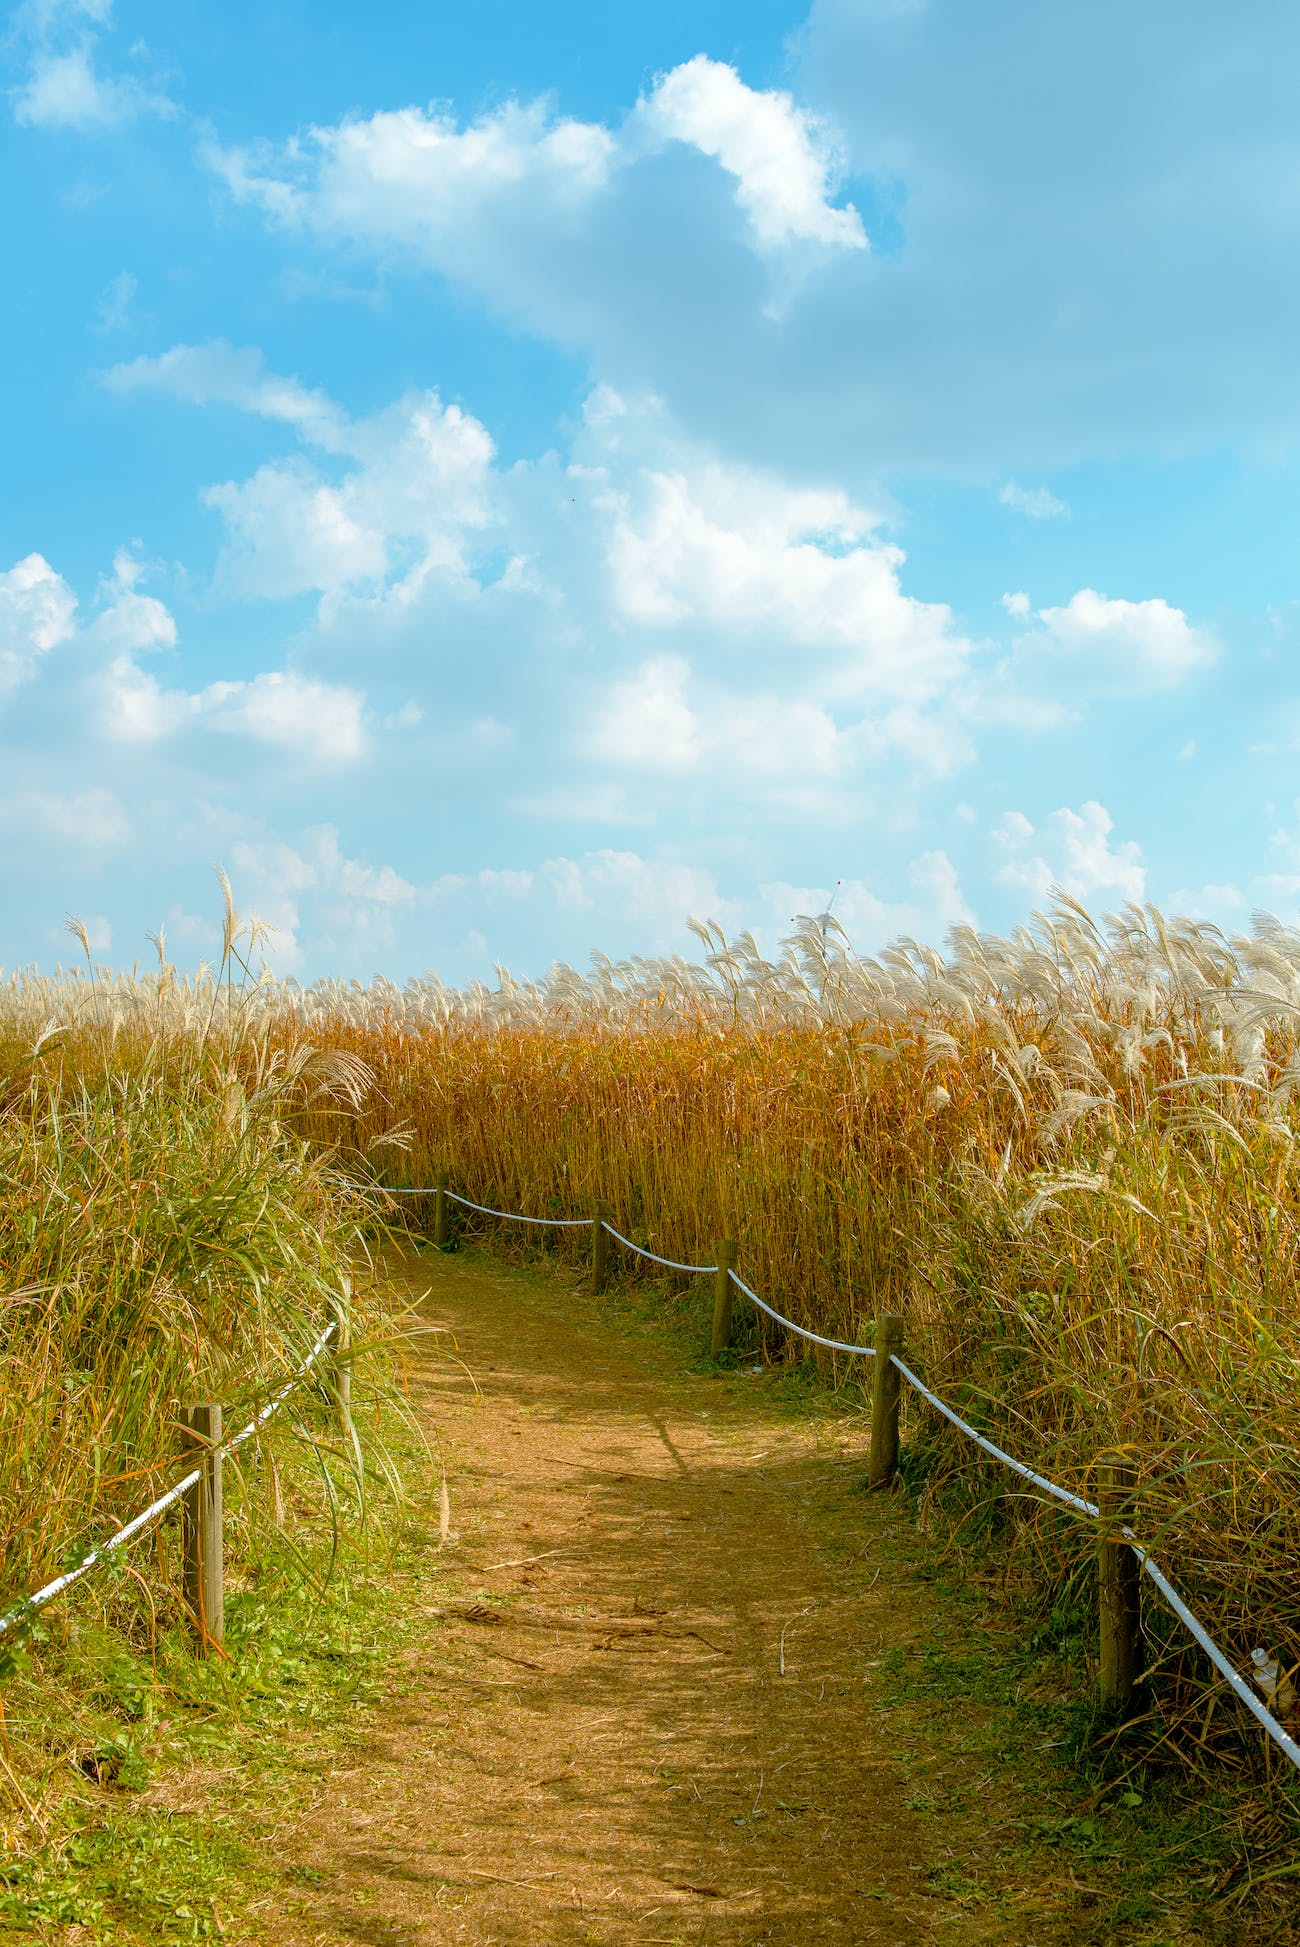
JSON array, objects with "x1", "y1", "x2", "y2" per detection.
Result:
[{"x1": 3, "y1": 0, "x2": 1300, "y2": 980}]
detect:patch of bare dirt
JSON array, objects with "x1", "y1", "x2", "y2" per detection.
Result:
[{"x1": 254, "y1": 1251, "x2": 1074, "y2": 1945}]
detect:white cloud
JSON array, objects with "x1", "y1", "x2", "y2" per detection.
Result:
[
  {"x1": 999, "y1": 480, "x2": 1069, "y2": 520},
  {"x1": 208, "y1": 98, "x2": 613, "y2": 244},
  {"x1": 637, "y1": 55, "x2": 866, "y2": 251},
  {"x1": 993, "y1": 801, "x2": 1146, "y2": 905},
  {"x1": 207, "y1": 56, "x2": 865, "y2": 281},
  {"x1": 982, "y1": 587, "x2": 1215, "y2": 722},
  {"x1": 1033, "y1": 589, "x2": 1213, "y2": 687},
  {"x1": 105, "y1": 341, "x2": 346, "y2": 447},
  {"x1": 199, "y1": 672, "x2": 368, "y2": 762},
  {"x1": 597, "y1": 655, "x2": 702, "y2": 773},
  {"x1": 110, "y1": 348, "x2": 496, "y2": 604},
  {"x1": 203, "y1": 461, "x2": 387, "y2": 599},
  {"x1": 762, "y1": 849, "x2": 973, "y2": 954},
  {"x1": 11, "y1": 3, "x2": 173, "y2": 131},
  {"x1": 92, "y1": 268, "x2": 137, "y2": 332},
  {"x1": 0, "y1": 544, "x2": 368, "y2": 767},
  {"x1": 227, "y1": 825, "x2": 418, "y2": 969},
  {"x1": 0, "y1": 785, "x2": 129, "y2": 856},
  {"x1": 538, "y1": 849, "x2": 741, "y2": 948},
  {"x1": 1167, "y1": 882, "x2": 1246, "y2": 920},
  {"x1": 105, "y1": 357, "x2": 979, "y2": 821},
  {"x1": 106, "y1": 660, "x2": 368, "y2": 762},
  {"x1": 604, "y1": 455, "x2": 965, "y2": 703},
  {"x1": 86, "y1": 549, "x2": 177, "y2": 656},
  {"x1": 0, "y1": 553, "x2": 77, "y2": 698}
]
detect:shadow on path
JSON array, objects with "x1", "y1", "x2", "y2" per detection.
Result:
[{"x1": 270, "y1": 1249, "x2": 1066, "y2": 1947}]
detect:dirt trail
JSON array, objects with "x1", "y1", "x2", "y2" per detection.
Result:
[{"x1": 270, "y1": 1250, "x2": 1063, "y2": 1946}]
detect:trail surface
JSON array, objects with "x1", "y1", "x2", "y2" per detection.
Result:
[{"x1": 271, "y1": 1250, "x2": 1066, "y2": 1945}]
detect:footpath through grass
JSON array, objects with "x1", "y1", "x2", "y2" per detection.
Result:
[{"x1": 4, "y1": 1243, "x2": 1297, "y2": 1944}]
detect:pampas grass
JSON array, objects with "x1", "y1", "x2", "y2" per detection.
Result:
[{"x1": 6, "y1": 886, "x2": 1300, "y2": 1776}]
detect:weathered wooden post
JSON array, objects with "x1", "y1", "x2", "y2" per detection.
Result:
[
  {"x1": 1098, "y1": 1452, "x2": 1142, "y2": 1711},
  {"x1": 180, "y1": 1404, "x2": 223, "y2": 1653},
  {"x1": 591, "y1": 1201, "x2": 611, "y2": 1293},
  {"x1": 867, "y1": 1314, "x2": 906, "y2": 1489},
  {"x1": 710, "y1": 1239, "x2": 738, "y2": 1356},
  {"x1": 433, "y1": 1169, "x2": 450, "y2": 1249}
]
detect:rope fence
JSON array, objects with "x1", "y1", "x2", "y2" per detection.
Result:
[
  {"x1": 6, "y1": 1167, "x2": 1295, "y2": 1780},
  {"x1": 0, "y1": 1309, "x2": 348, "y2": 1657},
  {"x1": 399, "y1": 1174, "x2": 1300, "y2": 1776}
]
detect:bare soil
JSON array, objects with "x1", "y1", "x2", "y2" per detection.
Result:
[{"x1": 260, "y1": 1249, "x2": 1080, "y2": 1945}]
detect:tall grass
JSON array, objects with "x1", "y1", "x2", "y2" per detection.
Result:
[
  {"x1": 0, "y1": 901, "x2": 392, "y2": 1843},
  {"x1": 5, "y1": 891, "x2": 1300, "y2": 1778}
]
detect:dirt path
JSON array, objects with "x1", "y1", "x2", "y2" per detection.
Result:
[{"x1": 268, "y1": 1250, "x2": 1065, "y2": 1946}]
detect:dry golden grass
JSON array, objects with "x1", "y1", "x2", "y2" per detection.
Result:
[{"x1": 5, "y1": 889, "x2": 1300, "y2": 1780}]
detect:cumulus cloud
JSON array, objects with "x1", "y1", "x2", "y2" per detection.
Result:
[
  {"x1": 106, "y1": 341, "x2": 346, "y2": 446},
  {"x1": 106, "y1": 660, "x2": 368, "y2": 761},
  {"x1": 982, "y1": 587, "x2": 1215, "y2": 721},
  {"x1": 605, "y1": 456, "x2": 962, "y2": 702},
  {"x1": 225, "y1": 825, "x2": 417, "y2": 969},
  {"x1": 203, "y1": 462, "x2": 387, "y2": 600},
  {"x1": 200, "y1": 672, "x2": 368, "y2": 761},
  {"x1": 0, "y1": 544, "x2": 369, "y2": 767},
  {"x1": 104, "y1": 354, "x2": 978, "y2": 811},
  {"x1": 0, "y1": 786, "x2": 129, "y2": 857},
  {"x1": 993, "y1": 801, "x2": 1146, "y2": 905},
  {"x1": 108, "y1": 346, "x2": 495, "y2": 603},
  {"x1": 538, "y1": 849, "x2": 741, "y2": 948},
  {"x1": 206, "y1": 55, "x2": 865, "y2": 315},
  {"x1": 222, "y1": 832, "x2": 739, "y2": 971},
  {"x1": 0, "y1": 553, "x2": 77, "y2": 699},
  {"x1": 10, "y1": 0, "x2": 174, "y2": 131},
  {"x1": 1033, "y1": 590, "x2": 1213, "y2": 687},
  {"x1": 636, "y1": 56, "x2": 866, "y2": 251},
  {"x1": 86, "y1": 549, "x2": 177, "y2": 656},
  {"x1": 762, "y1": 849, "x2": 973, "y2": 954},
  {"x1": 196, "y1": 9, "x2": 1300, "y2": 484},
  {"x1": 1166, "y1": 882, "x2": 1246, "y2": 920}
]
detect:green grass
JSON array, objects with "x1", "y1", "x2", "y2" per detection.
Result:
[
  {"x1": 0, "y1": 1362, "x2": 439, "y2": 1944},
  {"x1": 427, "y1": 1237, "x2": 1300, "y2": 1945}
]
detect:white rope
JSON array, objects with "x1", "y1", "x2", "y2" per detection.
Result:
[
  {"x1": 1133, "y1": 1547, "x2": 1300, "y2": 1772},
  {"x1": 442, "y1": 1190, "x2": 591, "y2": 1228},
  {"x1": 891, "y1": 1356, "x2": 1099, "y2": 1517},
  {"x1": 728, "y1": 1271, "x2": 876, "y2": 1358},
  {"x1": 890, "y1": 1354, "x2": 1300, "y2": 1773},
  {"x1": 0, "y1": 1319, "x2": 337, "y2": 1639},
  {"x1": 602, "y1": 1223, "x2": 718, "y2": 1275}
]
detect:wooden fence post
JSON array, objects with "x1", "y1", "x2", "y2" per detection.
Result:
[
  {"x1": 710, "y1": 1239, "x2": 738, "y2": 1356},
  {"x1": 868, "y1": 1315, "x2": 906, "y2": 1489},
  {"x1": 433, "y1": 1169, "x2": 450, "y2": 1249},
  {"x1": 180, "y1": 1403, "x2": 223, "y2": 1654},
  {"x1": 1098, "y1": 1452, "x2": 1142, "y2": 1712},
  {"x1": 591, "y1": 1201, "x2": 611, "y2": 1293}
]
